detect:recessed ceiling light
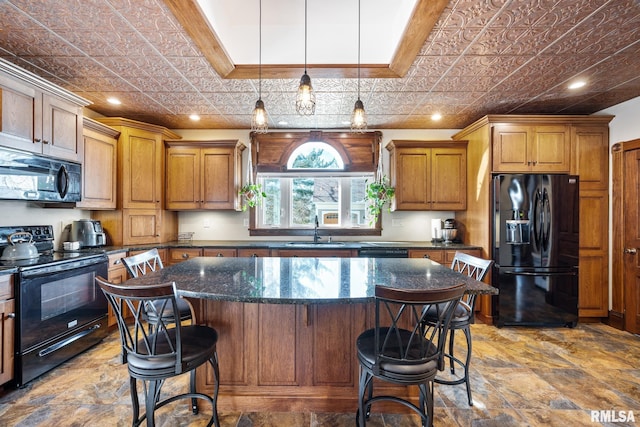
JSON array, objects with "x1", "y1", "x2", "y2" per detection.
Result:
[
  {"x1": 568, "y1": 81, "x2": 586, "y2": 90},
  {"x1": 431, "y1": 113, "x2": 442, "y2": 121},
  {"x1": 107, "y1": 97, "x2": 121, "y2": 105},
  {"x1": 189, "y1": 114, "x2": 201, "y2": 121}
]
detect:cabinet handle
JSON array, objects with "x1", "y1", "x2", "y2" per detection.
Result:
[
  {"x1": 43, "y1": 140, "x2": 50, "y2": 144},
  {"x1": 7, "y1": 313, "x2": 16, "y2": 319},
  {"x1": 34, "y1": 138, "x2": 41, "y2": 143},
  {"x1": 251, "y1": 253, "x2": 259, "y2": 258},
  {"x1": 182, "y1": 253, "x2": 190, "y2": 259},
  {"x1": 423, "y1": 254, "x2": 430, "y2": 259},
  {"x1": 216, "y1": 253, "x2": 224, "y2": 257},
  {"x1": 625, "y1": 248, "x2": 637, "y2": 254}
]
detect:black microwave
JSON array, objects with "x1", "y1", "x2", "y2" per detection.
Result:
[{"x1": 0, "y1": 147, "x2": 81, "y2": 203}]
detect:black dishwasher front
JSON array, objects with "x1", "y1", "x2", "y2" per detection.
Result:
[{"x1": 358, "y1": 248, "x2": 409, "y2": 258}]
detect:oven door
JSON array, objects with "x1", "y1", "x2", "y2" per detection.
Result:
[{"x1": 16, "y1": 256, "x2": 109, "y2": 385}]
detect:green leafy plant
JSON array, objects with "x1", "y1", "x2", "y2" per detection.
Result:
[
  {"x1": 239, "y1": 183, "x2": 267, "y2": 211},
  {"x1": 364, "y1": 175, "x2": 395, "y2": 224}
]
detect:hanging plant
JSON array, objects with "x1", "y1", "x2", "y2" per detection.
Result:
[
  {"x1": 239, "y1": 183, "x2": 266, "y2": 211},
  {"x1": 364, "y1": 175, "x2": 395, "y2": 224},
  {"x1": 239, "y1": 153, "x2": 266, "y2": 211}
]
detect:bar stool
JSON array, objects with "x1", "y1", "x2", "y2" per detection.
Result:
[
  {"x1": 96, "y1": 277, "x2": 220, "y2": 427},
  {"x1": 355, "y1": 283, "x2": 465, "y2": 427},
  {"x1": 430, "y1": 251, "x2": 493, "y2": 406}
]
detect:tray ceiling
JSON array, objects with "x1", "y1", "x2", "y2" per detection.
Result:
[{"x1": 0, "y1": 0, "x2": 638, "y2": 130}]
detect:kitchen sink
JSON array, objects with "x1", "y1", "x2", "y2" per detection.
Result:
[{"x1": 285, "y1": 241, "x2": 346, "y2": 248}]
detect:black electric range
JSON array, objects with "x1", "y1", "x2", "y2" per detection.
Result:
[{"x1": 0, "y1": 225, "x2": 106, "y2": 270}]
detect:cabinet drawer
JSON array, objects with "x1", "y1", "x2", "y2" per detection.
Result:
[
  {"x1": 107, "y1": 251, "x2": 128, "y2": 271},
  {"x1": 203, "y1": 248, "x2": 237, "y2": 257},
  {"x1": 408, "y1": 250, "x2": 444, "y2": 262},
  {"x1": 169, "y1": 248, "x2": 203, "y2": 264},
  {"x1": 237, "y1": 248, "x2": 271, "y2": 258},
  {"x1": 0, "y1": 274, "x2": 14, "y2": 300}
]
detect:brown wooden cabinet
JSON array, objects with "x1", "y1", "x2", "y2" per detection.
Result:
[
  {"x1": 492, "y1": 124, "x2": 571, "y2": 172},
  {"x1": 77, "y1": 118, "x2": 120, "y2": 210},
  {"x1": 165, "y1": 141, "x2": 245, "y2": 210},
  {"x1": 0, "y1": 274, "x2": 15, "y2": 386},
  {"x1": 203, "y1": 248, "x2": 238, "y2": 257},
  {"x1": 453, "y1": 114, "x2": 613, "y2": 322},
  {"x1": 168, "y1": 248, "x2": 203, "y2": 265},
  {"x1": 237, "y1": 248, "x2": 271, "y2": 257},
  {"x1": 92, "y1": 118, "x2": 180, "y2": 246},
  {"x1": 387, "y1": 140, "x2": 467, "y2": 211},
  {"x1": 0, "y1": 60, "x2": 88, "y2": 162},
  {"x1": 408, "y1": 248, "x2": 481, "y2": 264},
  {"x1": 192, "y1": 298, "x2": 367, "y2": 412},
  {"x1": 106, "y1": 251, "x2": 128, "y2": 328}
]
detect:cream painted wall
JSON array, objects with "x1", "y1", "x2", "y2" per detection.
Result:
[
  {"x1": 0, "y1": 200, "x2": 89, "y2": 242},
  {"x1": 171, "y1": 128, "x2": 461, "y2": 242}
]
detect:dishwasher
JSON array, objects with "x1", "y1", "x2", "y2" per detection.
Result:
[{"x1": 358, "y1": 248, "x2": 409, "y2": 258}]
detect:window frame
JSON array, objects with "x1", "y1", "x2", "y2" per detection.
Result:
[{"x1": 248, "y1": 131, "x2": 383, "y2": 237}]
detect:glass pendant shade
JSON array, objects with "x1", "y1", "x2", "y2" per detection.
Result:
[
  {"x1": 251, "y1": 99, "x2": 268, "y2": 133},
  {"x1": 296, "y1": 72, "x2": 315, "y2": 115},
  {"x1": 351, "y1": 99, "x2": 367, "y2": 132}
]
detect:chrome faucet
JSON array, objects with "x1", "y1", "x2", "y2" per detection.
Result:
[{"x1": 313, "y1": 215, "x2": 321, "y2": 243}]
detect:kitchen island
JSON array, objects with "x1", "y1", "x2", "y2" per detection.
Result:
[{"x1": 125, "y1": 256, "x2": 497, "y2": 413}]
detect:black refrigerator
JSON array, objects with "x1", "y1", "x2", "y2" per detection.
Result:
[{"x1": 492, "y1": 174, "x2": 579, "y2": 327}]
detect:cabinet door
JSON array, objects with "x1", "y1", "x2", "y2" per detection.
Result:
[
  {"x1": 393, "y1": 147, "x2": 431, "y2": 210},
  {"x1": 122, "y1": 129, "x2": 162, "y2": 209},
  {"x1": 571, "y1": 126, "x2": 609, "y2": 191},
  {"x1": 0, "y1": 77, "x2": 41, "y2": 153},
  {"x1": 41, "y1": 94, "x2": 82, "y2": 162},
  {"x1": 492, "y1": 125, "x2": 531, "y2": 172},
  {"x1": 166, "y1": 147, "x2": 201, "y2": 210},
  {"x1": 0, "y1": 298, "x2": 15, "y2": 386},
  {"x1": 201, "y1": 147, "x2": 236, "y2": 209},
  {"x1": 77, "y1": 127, "x2": 117, "y2": 209},
  {"x1": 203, "y1": 248, "x2": 237, "y2": 257},
  {"x1": 122, "y1": 209, "x2": 161, "y2": 245},
  {"x1": 107, "y1": 252, "x2": 128, "y2": 328},
  {"x1": 431, "y1": 147, "x2": 467, "y2": 210},
  {"x1": 531, "y1": 125, "x2": 570, "y2": 172}
]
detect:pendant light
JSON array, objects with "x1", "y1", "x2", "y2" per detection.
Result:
[
  {"x1": 251, "y1": 0, "x2": 268, "y2": 133},
  {"x1": 351, "y1": 0, "x2": 367, "y2": 132},
  {"x1": 295, "y1": 0, "x2": 315, "y2": 115}
]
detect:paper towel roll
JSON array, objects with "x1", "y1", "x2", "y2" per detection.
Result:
[{"x1": 431, "y1": 218, "x2": 442, "y2": 240}]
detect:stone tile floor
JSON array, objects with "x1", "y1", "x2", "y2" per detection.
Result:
[{"x1": 0, "y1": 322, "x2": 638, "y2": 426}]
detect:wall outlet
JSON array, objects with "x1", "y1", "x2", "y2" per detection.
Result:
[
  {"x1": 203, "y1": 219, "x2": 210, "y2": 228},
  {"x1": 392, "y1": 219, "x2": 403, "y2": 227},
  {"x1": 243, "y1": 218, "x2": 250, "y2": 227}
]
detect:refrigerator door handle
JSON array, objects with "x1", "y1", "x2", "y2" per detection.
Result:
[
  {"x1": 533, "y1": 189, "x2": 543, "y2": 248},
  {"x1": 542, "y1": 188, "x2": 551, "y2": 250}
]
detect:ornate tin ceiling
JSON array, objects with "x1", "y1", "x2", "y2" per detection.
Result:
[{"x1": 0, "y1": 0, "x2": 638, "y2": 130}]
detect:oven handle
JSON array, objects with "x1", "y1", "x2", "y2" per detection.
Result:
[{"x1": 37, "y1": 324, "x2": 101, "y2": 358}]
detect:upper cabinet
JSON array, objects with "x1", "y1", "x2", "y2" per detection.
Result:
[
  {"x1": 387, "y1": 140, "x2": 467, "y2": 211},
  {"x1": 492, "y1": 124, "x2": 570, "y2": 172},
  {"x1": 165, "y1": 140, "x2": 246, "y2": 210},
  {"x1": 77, "y1": 118, "x2": 120, "y2": 210},
  {"x1": 0, "y1": 59, "x2": 89, "y2": 162},
  {"x1": 91, "y1": 118, "x2": 180, "y2": 246}
]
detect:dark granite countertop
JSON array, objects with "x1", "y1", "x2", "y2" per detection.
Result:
[{"x1": 125, "y1": 256, "x2": 497, "y2": 304}]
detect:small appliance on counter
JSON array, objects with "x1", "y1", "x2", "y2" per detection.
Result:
[
  {"x1": 70, "y1": 219, "x2": 106, "y2": 248},
  {"x1": 442, "y1": 218, "x2": 458, "y2": 243}
]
